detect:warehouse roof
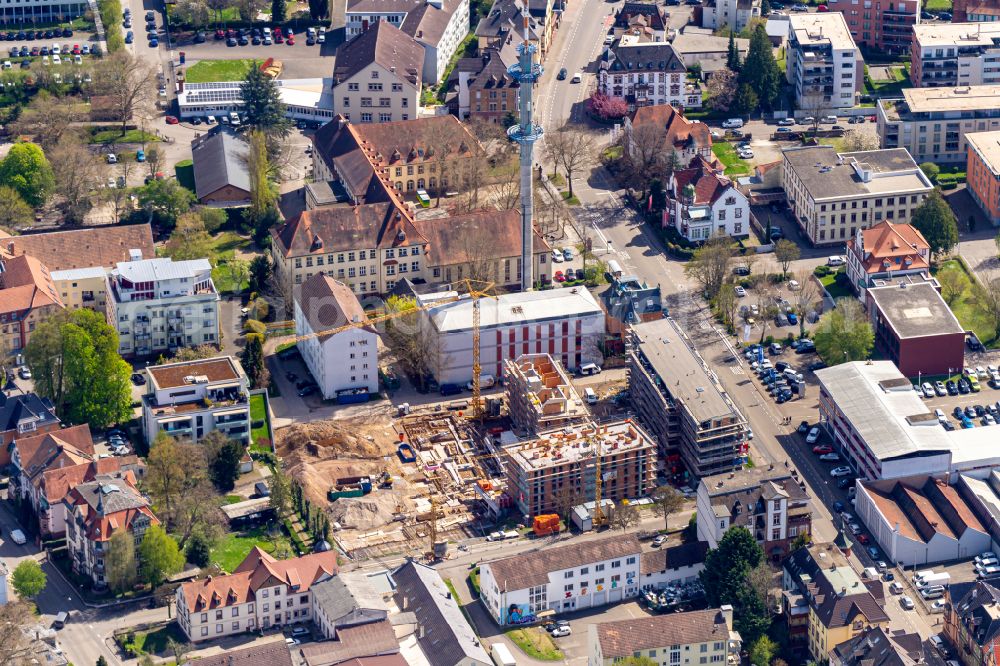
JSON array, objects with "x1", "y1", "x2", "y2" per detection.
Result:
[
  {"x1": 867, "y1": 282, "x2": 965, "y2": 340},
  {"x1": 782, "y1": 146, "x2": 931, "y2": 201}
]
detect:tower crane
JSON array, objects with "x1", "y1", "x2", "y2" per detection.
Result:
[{"x1": 591, "y1": 436, "x2": 607, "y2": 528}]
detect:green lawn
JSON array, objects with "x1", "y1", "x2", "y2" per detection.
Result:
[
  {"x1": 506, "y1": 628, "x2": 564, "y2": 661},
  {"x1": 175, "y1": 159, "x2": 195, "y2": 191},
  {"x1": 211, "y1": 527, "x2": 291, "y2": 573},
  {"x1": 209, "y1": 231, "x2": 253, "y2": 293},
  {"x1": 124, "y1": 623, "x2": 188, "y2": 656},
  {"x1": 935, "y1": 259, "x2": 997, "y2": 346},
  {"x1": 819, "y1": 273, "x2": 852, "y2": 300},
  {"x1": 249, "y1": 392, "x2": 270, "y2": 450},
  {"x1": 184, "y1": 59, "x2": 256, "y2": 83},
  {"x1": 89, "y1": 129, "x2": 160, "y2": 144},
  {"x1": 712, "y1": 142, "x2": 751, "y2": 176},
  {"x1": 865, "y1": 64, "x2": 911, "y2": 97},
  {"x1": 561, "y1": 191, "x2": 581, "y2": 206},
  {"x1": 924, "y1": 0, "x2": 951, "y2": 10}
]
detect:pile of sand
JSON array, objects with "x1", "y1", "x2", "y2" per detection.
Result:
[{"x1": 328, "y1": 487, "x2": 411, "y2": 531}]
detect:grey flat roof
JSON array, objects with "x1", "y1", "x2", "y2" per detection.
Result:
[
  {"x1": 782, "y1": 146, "x2": 931, "y2": 201},
  {"x1": 868, "y1": 282, "x2": 965, "y2": 340},
  {"x1": 632, "y1": 318, "x2": 744, "y2": 425}
]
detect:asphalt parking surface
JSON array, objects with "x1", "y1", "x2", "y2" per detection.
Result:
[{"x1": 175, "y1": 33, "x2": 336, "y2": 79}]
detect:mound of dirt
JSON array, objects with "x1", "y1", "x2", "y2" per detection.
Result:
[{"x1": 329, "y1": 488, "x2": 411, "y2": 530}]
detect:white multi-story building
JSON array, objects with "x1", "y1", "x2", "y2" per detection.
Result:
[
  {"x1": 332, "y1": 22, "x2": 423, "y2": 123},
  {"x1": 105, "y1": 257, "x2": 220, "y2": 358},
  {"x1": 910, "y1": 22, "x2": 1000, "y2": 89},
  {"x1": 598, "y1": 38, "x2": 702, "y2": 113},
  {"x1": 588, "y1": 607, "x2": 741, "y2": 666},
  {"x1": 141, "y1": 357, "x2": 250, "y2": 445},
  {"x1": 175, "y1": 548, "x2": 339, "y2": 642},
  {"x1": 479, "y1": 535, "x2": 644, "y2": 624},
  {"x1": 0, "y1": 0, "x2": 87, "y2": 24},
  {"x1": 419, "y1": 288, "x2": 606, "y2": 386},
  {"x1": 701, "y1": 0, "x2": 761, "y2": 34},
  {"x1": 787, "y1": 13, "x2": 863, "y2": 112},
  {"x1": 665, "y1": 158, "x2": 750, "y2": 241},
  {"x1": 294, "y1": 274, "x2": 379, "y2": 399}
]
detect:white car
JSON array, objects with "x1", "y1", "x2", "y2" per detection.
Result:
[
  {"x1": 722, "y1": 118, "x2": 744, "y2": 129},
  {"x1": 788, "y1": 279, "x2": 800, "y2": 290},
  {"x1": 652, "y1": 535, "x2": 667, "y2": 547},
  {"x1": 734, "y1": 285, "x2": 747, "y2": 297},
  {"x1": 976, "y1": 551, "x2": 998, "y2": 564},
  {"x1": 827, "y1": 255, "x2": 846, "y2": 266},
  {"x1": 889, "y1": 581, "x2": 904, "y2": 595},
  {"x1": 831, "y1": 466, "x2": 852, "y2": 477},
  {"x1": 806, "y1": 427, "x2": 821, "y2": 444},
  {"x1": 819, "y1": 452, "x2": 840, "y2": 462},
  {"x1": 106, "y1": 153, "x2": 117, "y2": 164},
  {"x1": 900, "y1": 595, "x2": 915, "y2": 610},
  {"x1": 977, "y1": 366, "x2": 988, "y2": 380},
  {"x1": 551, "y1": 626, "x2": 572, "y2": 638},
  {"x1": 921, "y1": 382, "x2": 935, "y2": 398},
  {"x1": 930, "y1": 600, "x2": 947, "y2": 614},
  {"x1": 10, "y1": 529, "x2": 26, "y2": 545},
  {"x1": 738, "y1": 149, "x2": 754, "y2": 159},
  {"x1": 551, "y1": 249, "x2": 564, "y2": 263}
]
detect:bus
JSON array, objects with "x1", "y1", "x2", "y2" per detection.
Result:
[{"x1": 416, "y1": 189, "x2": 431, "y2": 208}]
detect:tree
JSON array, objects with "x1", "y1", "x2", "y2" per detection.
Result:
[
  {"x1": 173, "y1": 0, "x2": 210, "y2": 26},
  {"x1": 145, "y1": 433, "x2": 218, "y2": 546},
  {"x1": 651, "y1": 485, "x2": 685, "y2": 532},
  {"x1": 700, "y1": 527, "x2": 771, "y2": 645},
  {"x1": 813, "y1": 298, "x2": 874, "y2": 365},
  {"x1": 204, "y1": 431, "x2": 244, "y2": 492},
  {"x1": 727, "y1": 32, "x2": 741, "y2": 70},
  {"x1": 791, "y1": 271, "x2": 820, "y2": 338},
  {"x1": 11, "y1": 560, "x2": 46, "y2": 599},
  {"x1": 186, "y1": 532, "x2": 212, "y2": 567},
  {"x1": 249, "y1": 256, "x2": 273, "y2": 293},
  {"x1": 383, "y1": 295, "x2": 437, "y2": 387},
  {"x1": 546, "y1": 126, "x2": 598, "y2": 199},
  {"x1": 977, "y1": 276, "x2": 1000, "y2": 343},
  {"x1": 137, "y1": 178, "x2": 195, "y2": 229},
  {"x1": 841, "y1": 130, "x2": 880, "y2": 152},
  {"x1": 0, "y1": 601, "x2": 34, "y2": 664},
  {"x1": 706, "y1": 68, "x2": 737, "y2": 113},
  {"x1": 0, "y1": 185, "x2": 34, "y2": 230},
  {"x1": 939, "y1": 267, "x2": 967, "y2": 305},
  {"x1": 241, "y1": 64, "x2": 291, "y2": 137},
  {"x1": 247, "y1": 129, "x2": 278, "y2": 233},
  {"x1": 92, "y1": 51, "x2": 156, "y2": 133},
  {"x1": 733, "y1": 84, "x2": 759, "y2": 116},
  {"x1": 608, "y1": 501, "x2": 639, "y2": 532},
  {"x1": 738, "y1": 24, "x2": 781, "y2": 110},
  {"x1": 715, "y1": 280, "x2": 740, "y2": 329},
  {"x1": 139, "y1": 525, "x2": 185, "y2": 588},
  {"x1": 25, "y1": 309, "x2": 133, "y2": 428},
  {"x1": 106, "y1": 529, "x2": 137, "y2": 593},
  {"x1": 10, "y1": 94, "x2": 82, "y2": 150},
  {"x1": 271, "y1": 0, "x2": 286, "y2": 22},
  {"x1": 773, "y1": 239, "x2": 800, "y2": 279},
  {"x1": 49, "y1": 134, "x2": 103, "y2": 224},
  {"x1": 0, "y1": 142, "x2": 54, "y2": 207},
  {"x1": 684, "y1": 235, "x2": 733, "y2": 300},
  {"x1": 224, "y1": 258, "x2": 250, "y2": 294},
  {"x1": 242, "y1": 332, "x2": 268, "y2": 389},
  {"x1": 587, "y1": 92, "x2": 628, "y2": 122},
  {"x1": 166, "y1": 213, "x2": 215, "y2": 263},
  {"x1": 920, "y1": 161, "x2": 940, "y2": 183},
  {"x1": 98, "y1": 658, "x2": 110, "y2": 666},
  {"x1": 145, "y1": 147, "x2": 164, "y2": 179},
  {"x1": 912, "y1": 190, "x2": 959, "y2": 259},
  {"x1": 269, "y1": 467, "x2": 291, "y2": 518},
  {"x1": 749, "y1": 636, "x2": 778, "y2": 666},
  {"x1": 308, "y1": 0, "x2": 328, "y2": 19}
]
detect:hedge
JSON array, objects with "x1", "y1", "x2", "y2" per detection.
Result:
[{"x1": 98, "y1": 0, "x2": 124, "y2": 52}]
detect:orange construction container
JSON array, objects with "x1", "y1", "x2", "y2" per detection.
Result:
[{"x1": 533, "y1": 514, "x2": 560, "y2": 536}]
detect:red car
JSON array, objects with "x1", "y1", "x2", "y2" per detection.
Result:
[
  {"x1": 165, "y1": 115, "x2": 179, "y2": 124},
  {"x1": 226, "y1": 28, "x2": 236, "y2": 38},
  {"x1": 812, "y1": 445, "x2": 833, "y2": 454},
  {"x1": 816, "y1": 3, "x2": 828, "y2": 9},
  {"x1": 72, "y1": 44, "x2": 80, "y2": 54},
  {"x1": 857, "y1": 534, "x2": 870, "y2": 544},
  {"x1": 274, "y1": 32, "x2": 284, "y2": 43},
  {"x1": 273, "y1": 27, "x2": 282, "y2": 37},
  {"x1": 286, "y1": 36, "x2": 295, "y2": 45},
  {"x1": 554, "y1": 271, "x2": 566, "y2": 282},
  {"x1": 215, "y1": 29, "x2": 225, "y2": 39}
]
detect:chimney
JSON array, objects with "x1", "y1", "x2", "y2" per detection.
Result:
[
  {"x1": 720, "y1": 604, "x2": 733, "y2": 630},
  {"x1": 419, "y1": 624, "x2": 426, "y2": 639}
]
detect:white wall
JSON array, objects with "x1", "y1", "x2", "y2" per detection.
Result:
[{"x1": 295, "y1": 297, "x2": 379, "y2": 398}]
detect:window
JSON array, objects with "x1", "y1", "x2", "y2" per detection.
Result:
[
  {"x1": 348, "y1": 82, "x2": 359, "y2": 91},
  {"x1": 595, "y1": 563, "x2": 605, "y2": 572},
  {"x1": 626, "y1": 556, "x2": 636, "y2": 565},
  {"x1": 342, "y1": 97, "x2": 350, "y2": 107},
  {"x1": 611, "y1": 560, "x2": 621, "y2": 568},
  {"x1": 564, "y1": 571, "x2": 574, "y2": 578},
  {"x1": 361, "y1": 113, "x2": 372, "y2": 123}
]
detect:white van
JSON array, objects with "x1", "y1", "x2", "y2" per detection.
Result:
[
  {"x1": 579, "y1": 363, "x2": 601, "y2": 376},
  {"x1": 722, "y1": 118, "x2": 744, "y2": 129},
  {"x1": 571, "y1": 72, "x2": 582, "y2": 83},
  {"x1": 584, "y1": 387, "x2": 598, "y2": 405}
]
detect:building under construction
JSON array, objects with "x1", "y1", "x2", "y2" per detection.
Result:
[
  {"x1": 502, "y1": 420, "x2": 657, "y2": 518},
  {"x1": 504, "y1": 354, "x2": 592, "y2": 435}
]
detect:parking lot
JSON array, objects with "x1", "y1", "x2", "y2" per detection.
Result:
[
  {"x1": 174, "y1": 31, "x2": 337, "y2": 80},
  {"x1": 914, "y1": 368, "x2": 1000, "y2": 429}
]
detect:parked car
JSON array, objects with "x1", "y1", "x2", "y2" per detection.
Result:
[
  {"x1": 900, "y1": 595, "x2": 914, "y2": 610},
  {"x1": 18, "y1": 366, "x2": 31, "y2": 379},
  {"x1": 806, "y1": 427, "x2": 821, "y2": 444},
  {"x1": 819, "y1": 452, "x2": 840, "y2": 462},
  {"x1": 831, "y1": 466, "x2": 852, "y2": 477}
]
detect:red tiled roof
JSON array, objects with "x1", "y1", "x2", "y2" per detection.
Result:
[
  {"x1": 0, "y1": 225, "x2": 154, "y2": 271},
  {"x1": 631, "y1": 104, "x2": 712, "y2": 156},
  {"x1": 16, "y1": 424, "x2": 95, "y2": 482},
  {"x1": 672, "y1": 158, "x2": 733, "y2": 206},
  {"x1": 63, "y1": 470, "x2": 158, "y2": 542},
  {"x1": 0, "y1": 254, "x2": 64, "y2": 314},
  {"x1": 414, "y1": 209, "x2": 551, "y2": 268},
  {"x1": 848, "y1": 221, "x2": 930, "y2": 276}
]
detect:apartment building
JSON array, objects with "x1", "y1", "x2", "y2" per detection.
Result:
[
  {"x1": 944, "y1": 580, "x2": 1000, "y2": 666},
  {"x1": 625, "y1": 105, "x2": 714, "y2": 179},
  {"x1": 966, "y1": 130, "x2": 1000, "y2": 224},
  {"x1": 503, "y1": 420, "x2": 657, "y2": 518},
  {"x1": 827, "y1": 0, "x2": 917, "y2": 55},
  {"x1": 141, "y1": 357, "x2": 251, "y2": 445},
  {"x1": 701, "y1": 0, "x2": 761, "y2": 34},
  {"x1": 665, "y1": 157, "x2": 751, "y2": 241},
  {"x1": 64, "y1": 471, "x2": 158, "y2": 589},
  {"x1": 588, "y1": 607, "x2": 741, "y2": 666},
  {"x1": 598, "y1": 39, "x2": 702, "y2": 112},
  {"x1": 696, "y1": 466, "x2": 812, "y2": 561},
  {"x1": 347, "y1": 0, "x2": 469, "y2": 84},
  {"x1": 419, "y1": 288, "x2": 605, "y2": 385},
  {"x1": 475, "y1": 0, "x2": 554, "y2": 60},
  {"x1": 479, "y1": 535, "x2": 644, "y2": 623},
  {"x1": 105, "y1": 257, "x2": 220, "y2": 358},
  {"x1": 175, "y1": 547, "x2": 339, "y2": 641},
  {"x1": 503, "y1": 354, "x2": 591, "y2": 435},
  {"x1": 781, "y1": 146, "x2": 932, "y2": 246},
  {"x1": 0, "y1": 254, "x2": 64, "y2": 358},
  {"x1": 0, "y1": 392, "x2": 60, "y2": 467},
  {"x1": 845, "y1": 221, "x2": 931, "y2": 294},
  {"x1": 783, "y1": 542, "x2": 890, "y2": 662},
  {"x1": 911, "y1": 22, "x2": 1000, "y2": 88},
  {"x1": 0, "y1": 224, "x2": 155, "y2": 312},
  {"x1": 456, "y1": 48, "x2": 519, "y2": 123},
  {"x1": 614, "y1": 2, "x2": 671, "y2": 41},
  {"x1": 294, "y1": 274, "x2": 379, "y2": 398},
  {"x1": 628, "y1": 318, "x2": 748, "y2": 479},
  {"x1": 332, "y1": 22, "x2": 423, "y2": 124},
  {"x1": 830, "y1": 627, "x2": 928, "y2": 666},
  {"x1": 878, "y1": 85, "x2": 1000, "y2": 164},
  {"x1": 787, "y1": 13, "x2": 863, "y2": 112}
]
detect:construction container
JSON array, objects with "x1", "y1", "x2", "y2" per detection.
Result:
[{"x1": 397, "y1": 443, "x2": 416, "y2": 463}]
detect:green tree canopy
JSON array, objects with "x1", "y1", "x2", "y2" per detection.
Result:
[
  {"x1": 813, "y1": 298, "x2": 874, "y2": 365},
  {"x1": 0, "y1": 185, "x2": 34, "y2": 230},
  {"x1": 248, "y1": 255, "x2": 273, "y2": 293},
  {"x1": 912, "y1": 189, "x2": 959, "y2": 258},
  {"x1": 11, "y1": 560, "x2": 46, "y2": 599},
  {"x1": 240, "y1": 63, "x2": 291, "y2": 137},
  {"x1": 0, "y1": 142, "x2": 55, "y2": 207},
  {"x1": 106, "y1": 530, "x2": 137, "y2": 594},
  {"x1": 733, "y1": 84, "x2": 759, "y2": 117},
  {"x1": 204, "y1": 431, "x2": 244, "y2": 492},
  {"x1": 727, "y1": 32, "x2": 741, "y2": 71},
  {"x1": 700, "y1": 527, "x2": 771, "y2": 645},
  {"x1": 738, "y1": 24, "x2": 781, "y2": 110},
  {"x1": 25, "y1": 309, "x2": 133, "y2": 428},
  {"x1": 139, "y1": 525, "x2": 185, "y2": 588},
  {"x1": 749, "y1": 636, "x2": 778, "y2": 666},
  {"x1": 241, "y1": 333, "x2": 267, "y2": 389},
  {"x1": 136, "y1": 178, "x2": 196, "y2": 229}
]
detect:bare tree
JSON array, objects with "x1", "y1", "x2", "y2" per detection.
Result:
[
  {"x1": 651, "y1": 485, "x2": 685, "y2": 532},
  {"x1": 103, "y1": 179, "x2": 132, "y2": 223},
  {"x1": 0, "y1": 600, "x2": 34, "y2": 664},
  {"x1": 547, "y1": 127, "x2": 598, "y2": 199},
  {"x1": 92, "y1": 51, "x2": 156, "y2": 133},
  {"x1": 715, "y1": 280, "x2": 740, "y2": 329},
  {"x1": 684, "y1": 235, "x2": 733, "y2": 299},
  {"x1": 841, "y1": 129, "x2": 880, "y2": 152},
  {"x1": 737, "y1": 251, "x2": 757, "y2": 275},
  {"x1": 792, "y1": 271, "x2": 820, "y2": 338},
  {"x1": 706, "y1": 68, "x2": 737, "y2": 113},
  {"x1": 10, "y1": 96, "x2": 82, "y2": 150},
  {"x1": 50, "y1": 134, "x2": 104, "y2": 224},
  {"x1": 773, "y1": 239, "x2": 800, "y2": 279},
  {"x1": 754, "y1": 283, "x2": 779, "y2": 344},
  {"x1": 608, "y1": 500, "x2": 639, "y2": 533},
  {"x1": 494, "y1": 164, "x2": 520, "y2": 210},
  {"x1": 978, "y1": 275, "x2": 1000, "y2": 344},
  {"x1": 145, "y1": 146, "x2": 164, "y2": 179},
  {"x1": 623, "y1": 122, "x2": 667, "y2": 189}
]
